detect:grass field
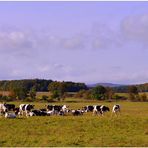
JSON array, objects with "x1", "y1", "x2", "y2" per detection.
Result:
[{"x1": 0, "y1": 101, "x2": 148, "y2": 147}]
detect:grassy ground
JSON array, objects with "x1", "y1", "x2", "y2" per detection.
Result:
[{"x1": 0, "y1": 101, "x2": 148, "y2": 147}]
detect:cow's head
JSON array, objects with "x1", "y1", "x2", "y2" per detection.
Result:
[
  {"x1": 106, "y1": 107, "x2": 110, "y2": 112},
  {"x1": 28, "y1": 104, "x2": 34, "y2": 110}
]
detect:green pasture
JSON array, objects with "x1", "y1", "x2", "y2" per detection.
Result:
[{"x1": 0, "y1": 101, "x2": 148, "y2": 147}]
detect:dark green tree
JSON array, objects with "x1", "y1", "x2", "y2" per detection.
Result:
[
  {"x1": 91, "y1": 85, "x2": 106, "y2": 100},
  {"x1": 29, "y1": 87, "x2": 36, "y2": 100},
  {"x1": 128, "y1": 86, "x2": 139, "y2": 101}
]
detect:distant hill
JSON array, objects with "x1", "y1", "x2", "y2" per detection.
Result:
[{"x1": 87, "y1": 83, "x2": 125, "y2": 88}]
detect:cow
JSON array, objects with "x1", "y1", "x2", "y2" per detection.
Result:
[
  {"x1": 46, "y1": 110, "x2": 54, "y2": 116},
  {"x1": 45, "y1": 104, "x2": 69, "y2": 115},
  {"x1": 0, "y1": 103, "x2": 8, "y2": 115},
  {"x1": 93, "y1": 105, "x2": 102, "y2": 115},
  {"x1": 71, "y1": 109, "x2": 84, "y2": 116},
  {"x1": 45, "y1": 105, "x2": 54, "y2": 111},
  {"x1": 61, "y1": 105, "x2": 69, "y2": 114},
  {"x1": 4, "y1": 103, "x2": 15, "y2": 111},
  {"x1": 112, "y1": 104, "x2": 121, "y2": 116},
  {"x1": 19, "y1": 104, "x2": 34, "y2": 117},
  {"x1": 93, "y1": 105, "x2": 110, "y2": 116},
  {"x1": 53, "y1": 105, "x2": 63, "y2": 114},
  {"x1": 58, "y1": 110, "x2": 65, "y2": 116},
  {"x1": 30, "y1": 109, "x2": 47, "y2": 116},
  {"x1": 100, "y1": 105, "x2": 110, "y2": 114},
  {"x1": 83, "y1": 105, "x2": 94, "y2": 112},
  {"x1": 5, "y1": 112, "x2": 16, "y2": 118}
]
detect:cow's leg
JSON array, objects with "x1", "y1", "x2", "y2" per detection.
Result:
[
  {"x1": 101, "y1": 111, "x2": 104, "y2": 116},
  {"x1": 19, "y1": 110, "x2": 23, "y2": 117},
  {"x1": 93, "y1": 110, "x2": 96, "y2": 116},
  {"x1": 25, "y1": 111, "x2": 29, "y2": 118}
]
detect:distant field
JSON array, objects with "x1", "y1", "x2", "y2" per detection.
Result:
[
  {"x1": 0, "y1": 101, "x2": 148, "y2": 147},
  {"x1": 1, "y1": 90, "x2": 148, "y2": 99},
  {"x1": 116, "y1": 92, "x2": 148, "y2": 97}
]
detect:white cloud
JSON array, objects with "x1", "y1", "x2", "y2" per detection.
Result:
[
  {"x1": 62, "y1": 34, "x2": 86, "y2": 50},
  {"x1": 0, "y1": 31, "x2": 33, "y2": 49},
  {"x1": 121, "y1": 14, "x2": 148, "y2": 44}
]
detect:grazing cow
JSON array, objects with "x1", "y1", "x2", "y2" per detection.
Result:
[
  {"x1": 100, "y1": 105, "x2": 110, "y2": 114},
  {"x1": 5, "y1": 112, "x2": 16, "y2": 118},
  {"x1": 61, "y1": 105, "x2": 69, "y2": 114},
  {"x1": 31, "y1": 109, "x2": 47, "y2": 116},
  {"x1": 45, "y1": 104, "x2": 69, "y2": 115},
  {"x1": 93, "y1": 105, "x2": 102, "y2": 115},
  {"x1": 46, "y1": 110, "x2": 54, "y2": 116},
  {"x1": 53, "y1": 105, "x2": 62, "y2": 114},
  {"x1": 83, "y1": 105, "x2": 94, "y2": 112},
  {"x1": 112, "y1": 104, "x2": 121, "y2": 116},
  {"x1": 58, "y1": 110, "x2": 65, "y2": 116},
  {"x1": 45, "y1": 105, "x2": 54, "y2": 111},
  {"x1": 93, "y1": 105, "x2": 110, "y2": 116},
  {"x1": 4, "y1": 103, "x2": 15, "y2": 111},
  {"x1": 71, "y1": 109, "x2": 84, "y2": 116},
  {"x1": 19, "y1": 104, "x2": 34, "y2": 117},
  {"x1": 0, "y1": 103, "x2": 7, "y2": 115}
]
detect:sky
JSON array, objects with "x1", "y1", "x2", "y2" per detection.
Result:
[{"x1": 0, "y1": 1, "x2": 148, "y2": 84}]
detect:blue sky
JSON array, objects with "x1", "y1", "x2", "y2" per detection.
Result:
[{"x1": 0, "y1": 1, "x2": 148, "y2": 84}]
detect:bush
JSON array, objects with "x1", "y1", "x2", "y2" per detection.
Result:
[
  {"x1": 50, "y1": 90, "x2": 60, "y2": 101},
  {"x1": 112, "y1": 94, "x2": 127, "y2": 100},
  {"x1": 83, "y1": 90, "x2": 92, "y2": 100},
  {"x1": 0, "y1": 95, "x2": 14, "y2": 102},
  {"x1": 23, "y1": 97, "x2": 34, "y2": 102},
  {"x1": 74, "y1": 90, "x2": 86, "y2": 98},
  {"x1": 41, "y1": 95, "x2": 49, "y2": 101},
  {"x1": 128, "y1": 93, "x2": 140, "y2": 101},
  {"x1": 140, "y1": 93, "x2": 147, "y2": 102}
]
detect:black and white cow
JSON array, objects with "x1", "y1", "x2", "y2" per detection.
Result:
[
  {"x1": 71, "y1": 109, "x2": 84, "y2": 116},
  {"x1": 93, "y1": 105, "x2": 110, "y2": 116},
  {"x1": 61, "y1": 105, "x2": 69, "y2": 114},
  {"x1": 83, "y1": 105, "x2": 94, "y2": 112},
  {"x1": 45, "y1": 104, "x2": 69, "y2": 115},
  {"x1": 45, "y1": 105, "x2": 54, "y2": 111},
  {"x1": 30, "y1": 109, "x2": 47, "y2": 116},
  {"x1": 0, "y1": 103, "x2": 8, "y2": 115},
  {"x1": 4, "y1": 103, "x2": 15, "y2": 111},
  {"x1": 112, "y1": 104, "x2": 121, "y2": 116},
  {"x1": 19, "y1": 104, "x2": 34, "y2": 117}
]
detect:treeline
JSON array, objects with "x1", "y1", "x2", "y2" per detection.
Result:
[
  {"x1": 113, "y1": 83, "x2": 148, "y2": 93},
  {"x1": 0, "y1": 79, "x2": 53, "y2": 92},
  {"x1": 0, "y1": 79, "x2": 87, "y2": 92},
  {"x1": 0, "y1": 79, "x2": 87, "y2": 101},
  {"x1": 0, "y1": 79, "x2": 147, "y2": 102}
]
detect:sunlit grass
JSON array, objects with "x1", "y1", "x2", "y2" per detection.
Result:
[{"x1": 0, "y1": 101, "x2": 148, "y2": 147}]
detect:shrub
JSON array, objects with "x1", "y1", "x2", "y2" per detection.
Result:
[
  {"x1": 23, "y1": 97, "x2": 34, "y2": 102},
  {"x1": 140, "y1": 93, "x2": 147, "y2": 102},
  {"x1": 41, "y1": 95, "x2": 49, "y2": 101}
]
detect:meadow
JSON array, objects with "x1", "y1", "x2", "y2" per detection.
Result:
[{"x1": 0, "y1": 101, "x2": 148, "y2": 147}]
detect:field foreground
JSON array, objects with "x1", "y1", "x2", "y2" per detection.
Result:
[{"x1": 0, "y1": 101, "x2": 148, "y2": 147}]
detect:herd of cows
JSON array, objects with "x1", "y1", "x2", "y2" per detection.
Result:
[{"x1": 0, "y1": 103, "x2": 121, "y2": 118}]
